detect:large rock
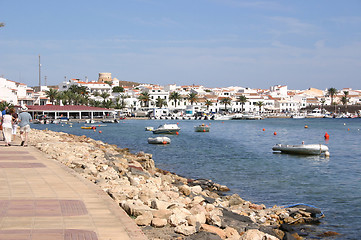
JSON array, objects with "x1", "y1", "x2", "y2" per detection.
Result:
[
  {"x1": 178, "y1": 185, "x2": 192, "y2": 196},
  {"x1": 151, "y1": 218, "x2": 167, "y2": 228},
  {"x1": 174, "y1": 224, "x2": 197, "y2": 236},
  {"x1": 240, "y1": 229, "x2": 279, "y2": 240},
  {"x1": 200, "y1": 224, "x2": 226, "y2": 239},
  {"x1": 120, "y1": 200, "x2": 152, "y2": 217},
  {"x1": 135, "y1": 211, "x2": 153, "y2": 226}
]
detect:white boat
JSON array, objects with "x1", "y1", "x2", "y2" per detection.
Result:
[
  {"x1": 307, "y1": 108, "x2": 324, "y2": 118},
  {"x1": 291, "y1": 114, "x2": 306, "y2": 119},
  {"x1": 152, "y1": 123, "x2": 180, "y2": 134},
  {"x1": 211, "y1": 114, "x2": 233, "y2": 120},
  {"x1": 145, "y1": 126, "x2": 154, "y2": 131},
  {"x1": 241, "y1": 114, "x2": 262, "y2": 120},
  {"x1": 194, "y1": 124, "x2": 210, "y2": 132},
  {"x1": 272, "y1": 144, "x2": 329, "y2": 156},
  {"x1": 148, "y1": 137, "x2": 171, "y2": 144},
  {"x1": 101, "y1": 119, "x2": 119, "y2": 123}
]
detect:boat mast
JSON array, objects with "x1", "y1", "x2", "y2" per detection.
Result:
[{"x1": 38, "y1": 54, "x2": 41, "y2": 87}]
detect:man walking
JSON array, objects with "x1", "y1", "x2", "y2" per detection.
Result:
[{"x1": 18, "y1": 106, "x2": 32, "y2": 147}]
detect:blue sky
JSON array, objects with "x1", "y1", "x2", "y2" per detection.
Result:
[{"x1": 1, "y1": 0, "x2": 361, "y2": 90}]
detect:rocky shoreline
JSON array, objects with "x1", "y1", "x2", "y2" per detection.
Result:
[{"x1": 28, "y1": 129, "x2": 336, "y2": 240}]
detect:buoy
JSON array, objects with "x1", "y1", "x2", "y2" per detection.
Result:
[
  {"x1": 99, "y1": 130, "x2": 102, "y2": 133},
  {"x1": 262, "y1": 128, "x2": 265, "y2": 131},
  {"x1": 347, "y1": 128, "x2": 350, "y2": 131},
  {"x1": 325, "y1": 151, "x2": 330, "y2": 157},
  {"x1": 93, "y1": 129, "x2": 96, "y2": 132},
  {"x1": 162, "y1": 141, "x2": 167, "y2": 144},
  {"x1": 176, "y1": 132, "x2": 179, "y2": 135},
  {"x1": 304, "y1": 125, "x2": 308, "y2": 128},
  {"x1": 203, "y1": 129, "x2": 206, "y2": 132},
  {"x1": 324, "y1": 132, "x2": 329, "y2": 139},
  {"x1": 344, "y1": 123, "x2": 346, "y2": 126},
  {"x1": 274, "y1": 132, "x2": 277, "y2": 135}
]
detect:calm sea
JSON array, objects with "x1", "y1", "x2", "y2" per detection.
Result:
[{"x1": 33, "y1": 118, "x2": 361, "y2": 239}]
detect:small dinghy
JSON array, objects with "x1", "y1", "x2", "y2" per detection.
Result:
[
  {"x1": 272, "y1": 144, "x2": 329, "y2": 156},
  {"x1": 195, "y1": 124, "x2": 210, "y2": 132},
  {"x1": 148, "y1": 137, "x2": 171, "y2": 144},
  {"x1": 145, "y1": 126, "x2": 154, "y2": 131}
]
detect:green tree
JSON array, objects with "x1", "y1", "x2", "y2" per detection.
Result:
[
  {"x1": 327, "y1": 87, "x2": 338, "y2": 105},
  {"x1": 45, "y1": 88, "x2": 58, "y2": 105},
  {"x1": 169, "y1": 91, "x2": 181, "y2": 108},
  {"x1": 155, "y1": 97, "x2": 167, "y2": 108},
  {"x1": 104, "y1": 81, "x2": 113, "y2": 86},
  {"x1": 0, "y1": 23, "x2": 4, "y2": 28},
  {"x1": 256, "y1": 101, "x2": 264, "y2": 113},
  {"x1": 341, "y1": 91, "x2": 349, "y2": 109},
  {"x1": 187, "y1": 92, "x2": 198, "y2": 105},
  {"x1": 220, "y1": 97, "x2": 232, "y2": 112},
  {"x1": 102, "y1": 99, "x2": 113, "y2": 109},
  {"x1": 318, "y1": 98, "x2": 326, "y2": 113},
  {"x1": 0, "y1": 101, "x2": 13, "y2": 111},
  {"x1": 138, "y1": 92, "x2": 150, "y2": 107},
  {"x1": 112, "y1": 86, "x2": 124, "y2": 93},
  {"x1": 237, "y1": 95, "x2": 248, "y2": 112},
  {"x1": 205, "y1": 100, "x2": 213, "y2": 110},
  {"x1": 100, "y1": 92, "x2": 110, "y2": 102}
]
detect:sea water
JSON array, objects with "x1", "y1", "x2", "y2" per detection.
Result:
[{"x1": 33, "y1": 118, "x2": 361, "y2": 239}]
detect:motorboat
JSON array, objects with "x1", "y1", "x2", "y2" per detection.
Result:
[
  {"x1": 241, "y1": 114, "x2": 262, "y2": 120},
  {"x1": 145, "y1": 126, "x2": 154, "y2": 131},
  {"x1": 291, "y1": 114, "x2": 306, "y2": 119},
  {"x1": 81, "y1": 126, "x2": 96, "y2": 130},
  {"x1": 195, "y1": 124, "x2": 210, "y2": 132},
  {"x1": 152, "y1": 123, "x2": 180, "y2": 134},
  {"x1": 272, "y1": 144, "x2": 329, "y2": 156},
  {"x1": 211, "y1": 114, "x2": 233, "y2": 121},
  {"x1": 101, "y1": 119, "x2": 119, "y2": 123},
  {"x1": 148, "y1": 137, "x2": 171, "y2": 144},
  {"x1": 307, "y1": 108, "x2": 324, "y2": 118}
]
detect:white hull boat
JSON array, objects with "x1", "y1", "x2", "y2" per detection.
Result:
[
  {"x1": 153, "y1": 124, "x2": 180, "y2": 134},
  {"x1": 148, "y1": 137, "x2": 171, "y2": 144},
  {"x1": 272, "y1": 144, "x2": 329, "y2": 156}
]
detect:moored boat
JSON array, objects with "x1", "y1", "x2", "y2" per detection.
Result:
[
  {"x1": 195, "y1": 124, "x2": 210, "y2": 132},
  {"x1": 145, "y1": 126, "x2": 154, "y2": 131},
  {"x1": 148, "y1": 137, "x2": 171, "y2": 144},
  {"x1": 81, "y1": 126, "x2": 96, "y2": 129},
  {"x1": 153, "y1": 123, "x2": 180, "y2": 134},
  {"x1": 272, "y1": 144, "x2": 329, "y2": 156}
]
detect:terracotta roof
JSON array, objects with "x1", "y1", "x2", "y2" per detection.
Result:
[{"x1": 27, "y1": 105, "x2": 110, "y2": 111}]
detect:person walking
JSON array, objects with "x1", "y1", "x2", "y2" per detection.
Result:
[
  {"x1": 10, "y1": 108, "x2": 18, "y2": 141},
  {"x1": 0, "y1": 110, "x2": 3, "y2": 141},
  {"x1": 2, "y1": 109, "x2": 13, "y2": 146},
  {"x1": 18, "y1": 106, "x2": 32, "y2": 147}
]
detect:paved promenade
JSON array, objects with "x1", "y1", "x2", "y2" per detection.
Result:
[{"x1": 0, "y1": 143, "x2": 147, "y2": 240}]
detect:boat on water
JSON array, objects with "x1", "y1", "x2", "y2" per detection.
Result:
[
  {"x1": 307, "y1": 108, "x2": 324, "y2": 118},
  {"x1": 152, "y1": 123, "x2": 180, "y2": 134},
  {"x1": 211, "y1": 114, "x2": 233, "y2": 121},
  {"x1": 272, "y1": 144, "x2": 329, "y2": 156},
  {"x1": 81, "y1": 126, "x2": 96, "y2": 129},
  {"x1": 241, "y1": 114, "x2": 262, "y2": 120},
  {"x1": 145, "y1": 126, "x2": 154, "y2": 131},
  {"x1": 148, "y1": 137, "x2": 171, "y2": 144},
  {"x1": 291, "y1": 114, "x2": 306, "y2": 119},
  {"x1": 194, "y1": 124, "x2": 210, "y2": 132},
  {"x1": 101, "y1": 119, "x2": 119, "y2": 123}
]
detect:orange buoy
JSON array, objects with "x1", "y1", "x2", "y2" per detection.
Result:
[
  {"x1": 304, "y1": 125, "x2": 308, "y2": 128},
  {"x1": 163, "y1": 141, "x2": 167, "y2": 144},
  {"x1": 176, "y1": 132, "x2": 179, "y2": 135},
  {"x1": 347, "y1": 128, "x2": 350, "y2": 131},
  {"x1": 324, "y1": 132, "x2": 330, "y2": 139},
  {"x1": 203, "y1": 129, "x2": 206, "y2": 132},
  {"x1": 262, "y1": 128, "x2": 265, "y2": 131},
  {"x1": 99, "y1": 130, "x2": 102, "y2": 133},
  {"x1": 274, "y1": 132, "x2": 277, "y2": 135}
]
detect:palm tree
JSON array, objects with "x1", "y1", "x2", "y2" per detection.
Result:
[
  {"x1": 327, "y1": 88, "x2": 338, "y2": 106},
  {"x1": 220, "y1": 97, "x2": 232, "y2": 112},
  {"x1": 237, "y1": 95, "x2": 248, "y2": 112},
  {"x1": 45, "y1": 89, "x2": 58, "y2": 105},
  {"x1": 100, "y1": 92, "x2": 110, "y2": 102},
  {"x1": 156, "y1": 97, "x2": 167, "y2": 108},
  {"x1": 138, "y1": 92, "x2": 150, "y2": 107},
  {"x1": 102, "y1": 99, "x2": 113, "y2": 109},
  {"x1": 169, "y1": 91, "x2": 181, "y2": 108},
  {"x1": 256, "y1": 101, "x2": 264, "y2": 113},
  {"x1": 319, "y1": 98, "x2": 326, "y2": 113},
  {"x1": 204, "y1": 100, "x2": 213, "y2": 111},
  {"x1": 341, "y1": 91, "x2": 349, "y2": 109},
  {"x1": 0, "y1": 23, "x2": 4, "y2": 28},
  {"x1": 187, "y1": 92, "x2": 198, "y2": 105}
]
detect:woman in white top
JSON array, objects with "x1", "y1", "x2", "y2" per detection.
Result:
[{"x1": 2, "y1": 109, "x2": 13, "y2": 146}]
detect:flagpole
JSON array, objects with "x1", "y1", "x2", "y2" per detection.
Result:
[{"x1": 39, "y1": 55, "x2": 41, "y2": 86}]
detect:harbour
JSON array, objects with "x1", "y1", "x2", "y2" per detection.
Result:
[{"x1": 33, "y1": 117, "x2": 361, "y2": 239}]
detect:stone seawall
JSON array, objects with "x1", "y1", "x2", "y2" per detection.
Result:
[{"x1": 28, "y1": 129, "x2": 329, "y2": 240}]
